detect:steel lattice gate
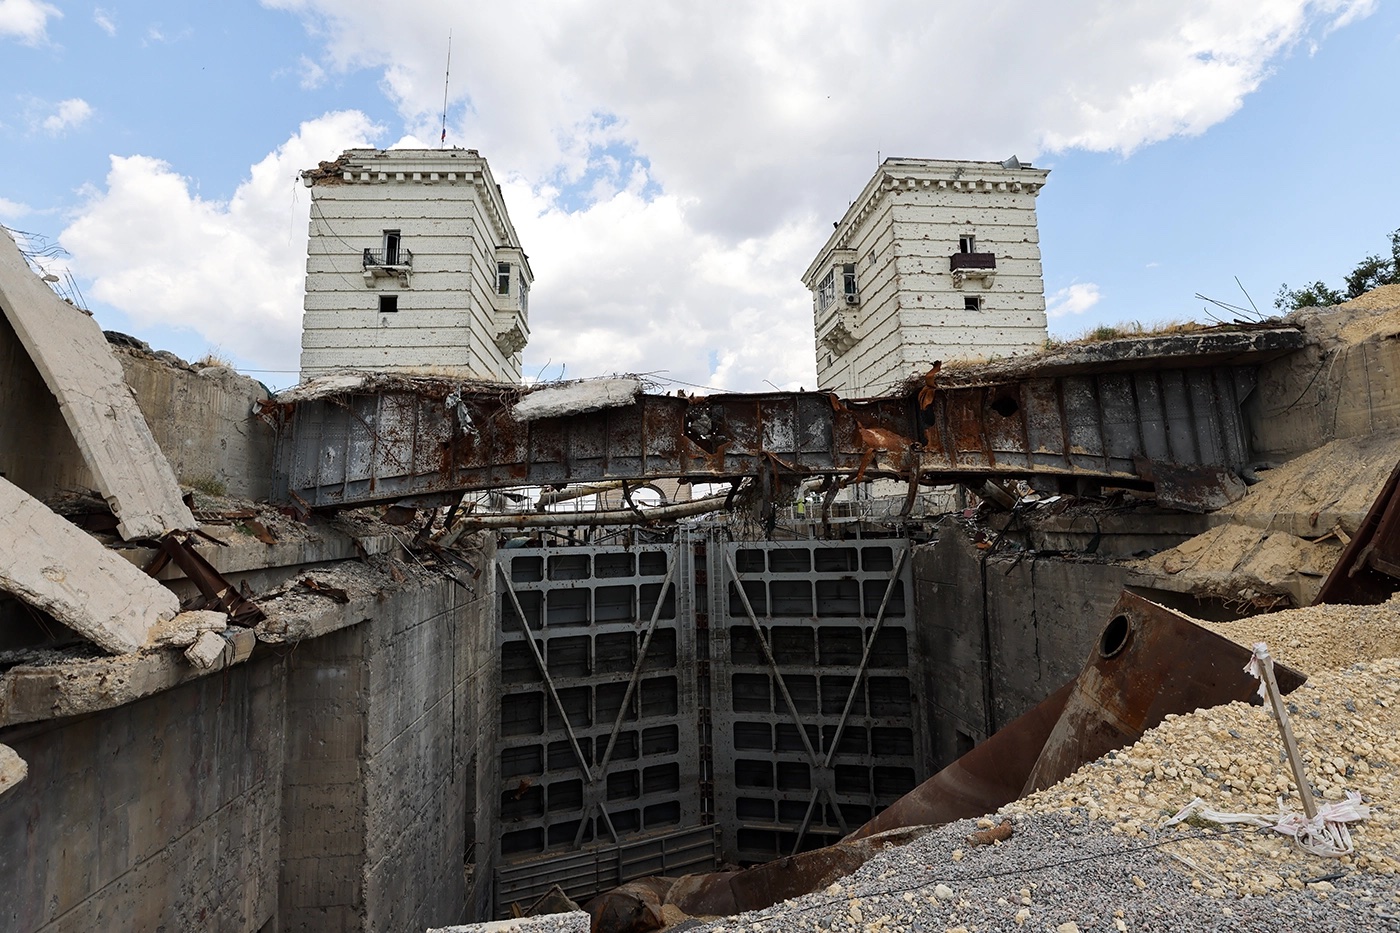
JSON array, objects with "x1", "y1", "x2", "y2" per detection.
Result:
[{"x1": 491, "y1": 531, "x2": 923, "y2": 916}]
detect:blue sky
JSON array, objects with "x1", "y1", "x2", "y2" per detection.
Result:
[{"x1": 1, "y1": 0, "x2": 1396, "y2": 392}]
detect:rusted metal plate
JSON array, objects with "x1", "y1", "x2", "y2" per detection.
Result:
[
  {"x1": 1020, "y1": 591, "x2": 1305, "y2": 794},
  {"x1": 1315, "y1": 457, "x2": 1400, "y2": 605},
  {"x1": 843, "y1": 681, "x2": 1074, "y2": 842},
  {"x1": 1136, "y1": 459, "x2": 1247, "y2": 513},
  {"x1": 848, "y1": 591, "x2": 1304, "y2": 842}
]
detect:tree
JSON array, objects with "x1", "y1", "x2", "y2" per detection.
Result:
[{"x1": 1275, "y1": 227, "x2": 1400, "y2": 310}]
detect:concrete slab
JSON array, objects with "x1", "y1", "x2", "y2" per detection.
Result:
[
  {"x1": 0, "y1": 230, "x2": 195, "y2": 539},
  {"x1": 0, "y1": 476, "x2": 179, "y2": 653}
]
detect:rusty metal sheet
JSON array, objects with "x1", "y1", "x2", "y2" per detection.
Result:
[
  {"x1": 844, "y1": 681, "x2": 1074, "y2": 842},
  {"x1": 1315, "y1": 457, "x2": 1400, "y2": 605},
  {"x1": 848, "y1": 591, "x2": 1305, "y2": 842},
  {"x1": 1136, "y1": 459, "x2": 1247, "y2": 513},
  {"x1": 1020, "y1": 591, "x2": 1305, "y2": 794}
]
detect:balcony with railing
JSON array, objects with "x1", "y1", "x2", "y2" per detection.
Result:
[
  {"x1": 362, "y1": 246, "x2": 413, "y2": 285},
  {"x1": 363, "y1": 247, "x2": 413, "y2": 270}
]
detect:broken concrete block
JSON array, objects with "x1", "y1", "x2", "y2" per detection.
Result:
[
  {"x1": 147, "y1": 610, "x2": 228, "y2": 648},
  {"x1": 0, "y1": 230, "x2": 195, "y2": 540},
  {"x1": 184, "y1": 630, "x2": 228, "y2": 670},
  {"x1": 0, "y1": 476, "x2": 179, "y2": 653},
  {"x1": 0, "y1": 744, "x2": 26, "y2": 797},
  {"x1": 512, "y1": 378, "x2": 641, "y2": 421}
]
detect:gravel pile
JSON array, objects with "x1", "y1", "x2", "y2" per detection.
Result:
[
  {"x1": 687, "y1": 599, "x2": 1400, "y2": 931},
  {"x1": 690, "y1": 814, "x2": 1400, "y2": 932}
]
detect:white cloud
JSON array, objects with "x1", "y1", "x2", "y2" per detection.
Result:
[
  {"x1": 0, "y1": 196, "x2": 31, "y2": 219},
  {"x1": 0, "y1": 0, "x2": 59, "y2": 44},
  {"x1": 246, "y1": 0, "x2": 1370, "y2": 390},
  {"x1": 42, "y1": 98, "x2": 93, "y2": 135},
  {"x1": 93, "y1": 7, "x2": 115, "y2": 36},
  {"x1": 60, "y1": 111, "x2": 381, "y2": 373},
  {"x1": 66, "y1": 2, "x2": 1362, "y2": 389},
  {"x1": 1046, "y1": 282, "x2": 1103, "y2": 319}
]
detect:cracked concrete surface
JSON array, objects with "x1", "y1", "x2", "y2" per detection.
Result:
[{"x1": 0, "y1": 475, "x2": 178, "y2": 653}]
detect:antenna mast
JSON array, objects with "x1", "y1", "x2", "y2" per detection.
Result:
[{"x1": 440, "y1": 31, "x2": 452, "y2": 149}]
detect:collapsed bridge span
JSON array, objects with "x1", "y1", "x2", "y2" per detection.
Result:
[{"x1": 267, "y1": 327, "x2": 1304, "y2": 512}]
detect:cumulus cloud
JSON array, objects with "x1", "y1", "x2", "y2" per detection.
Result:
[
  {"x1": 62, "y1": 2, "x2": 1367, "y2": 389},
  {"x1": 42, "y1": 98, "x2": 93, "y2": 135},
  {"x1": 60, "y1": 110, "x2": 381, "y2": 373},
  {"x1": 0, "y1": 0, "x2": 59, "y2": 44},
  {"x1": 1046, "y1": 283, "x2": 1103, "y2": 319}
]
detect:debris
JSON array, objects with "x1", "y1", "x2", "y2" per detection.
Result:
[
  {"x1": 512, "y1": 377, "x2": 642, "y2": 421},
  {"x1": 298, "y1": 577, "x2": 350, "y2": 603},
  {"x1": 242, "y1": 519, "x2": 278, "y2": 545},
  {"x1": 0, "y1": 475, "x2": 179, "y2": 654},
  {"x1": 965, "y1": 820, "x2": 1014, "y2": 847},
  {"x1": 146, "y1": 609, "x2": 229, "y2": 648},
  {"x1": 183, "y1": 630, "x2": 227, "y2": 670},
  {"x1": 143, "y1": 533, "x2": 266, "y2": 625},
  {"x1": 0, "y1": 744, "x2": 26, "y2": 797}
]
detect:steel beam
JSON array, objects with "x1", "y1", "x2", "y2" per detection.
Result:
[{"x1": 268, "y1": 329, "x2": 1305, "y2": 510}]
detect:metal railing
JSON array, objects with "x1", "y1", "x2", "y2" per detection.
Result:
[{"x1": 362, "y1": 247, "x2": 413, "y2": 268}]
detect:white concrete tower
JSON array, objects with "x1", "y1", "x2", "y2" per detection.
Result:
[
  {"x1": 804, "y1": 157, "x2": 1049, "y2": 397},
  {"x1": 299, "y1": 148, "x2": 532, "y2": 382}
]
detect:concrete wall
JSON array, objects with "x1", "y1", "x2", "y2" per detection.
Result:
[
  {"x1": 1249, "y1": 331, "x2": 1400, "y2": 461},
  {"x1": 300, "y1": 149, "x2": 531, "y2": 382},
  {"x1": 912, "y1": 524, "x2": 1130, "y2": 772},
  {"x1": 807, "y1": 160, "x2": 1050, "y2": 396},
  {"x1": 0, "y1": 655, "x2": 286, "y2": 933},
  {"x1": 117, "y1": 353, "x2": 275, "y2": 501},
  {"x1": 280, "y1": 542, "x2": 498, "y2": 932},
  {"x1": 0, "y1": 544, "x2": 499, "y2": 933},
  {"x1": 0, "y1": 321, "x2": 275, "y2": 504}
]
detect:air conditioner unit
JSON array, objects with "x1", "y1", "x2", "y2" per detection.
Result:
[{"x1": 845, "y1": 293, "x2": 860, "y2": 305}]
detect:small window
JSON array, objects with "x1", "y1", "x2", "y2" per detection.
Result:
[
  {"x1": 816, "y1": 269, "x2": 836, "y2": 312},
  {"x1": 959, "y1": 235, "x2": 976, "y2": 254},
  {"x1": 383, "y1": 230, "x2": 401, "y2": 265},
  {"x1": 379, "y1": 294, "x2": 399, "y2": 313},
  {"x1": 842, "y1": 263, "x2": 858, "y2": 301},
  {"x1": 519, "y1": 280, "x2": 529, "y2": 314},
  {"x1": 497, "y1": 262, "x2": 511, "y2": 296},
  {"x1": 964, "y1": 295, "x2": 982, "y2": 311}
]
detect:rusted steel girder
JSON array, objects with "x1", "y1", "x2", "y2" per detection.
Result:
[{"x1": 268, "y1": 348, "x2": 1293, "y2": 511}]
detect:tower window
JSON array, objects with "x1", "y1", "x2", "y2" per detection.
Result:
[
  {"x1": 842, "y1": 263, "x2": 858, "y2": 302},
  {"x1": 497, "y1": 262, "x2": 512, "y2": 296},
  {"x1": 959, "y1": 235, "x2": 976, "y2": 254},
  {"x1": 379, "y1": 294, "x2": 399, "y2": 313},
  {"x1": 964, "y1": 296, "x2": 982, "y2": 311},
  {"x1": 383, "y1": 230, "x2": 401, "y2": 265}
]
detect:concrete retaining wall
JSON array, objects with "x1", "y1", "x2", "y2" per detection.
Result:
[
  {"x1": 912, "y1": 525, "x2": 1130, "y2": 772},
  {"x1": 0, "y1": 655, "x2": 286, "y2": 932},
  {"x1": 0, "y1": 545, "x2": 500, "y2": 933}
]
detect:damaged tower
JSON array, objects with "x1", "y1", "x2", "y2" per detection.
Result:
[
  {"x1": 804, "y1": 157, "x2": 1050, "y2": 396},
  {"x1": 298, "y1": 148, "x2": 532, "y2": 382}
]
